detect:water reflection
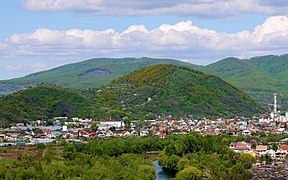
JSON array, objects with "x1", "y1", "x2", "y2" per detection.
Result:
[{"x1": 153, "y1": 160, "x2": 174, "y2": 180}]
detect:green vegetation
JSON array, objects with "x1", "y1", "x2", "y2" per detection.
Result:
[
  {"x1": 0, "y1": 64, "x2": 262, "y2": 123},
  {"x1": 0, "y1": 57, "x2": 198, "y2": 95},
  {"x1": 199, "y1": 55, "x2": 288, "y2": 109},
  {"x1": 157, "y1": 134, "x2": 254, "y2": 180},
  {"x1": 107, "y1": 64, "x2": 262, "y2": 119},
  {"x1": 0, "y1": 137, "x2": 166, "y2": 179},
  {"x1": 1, "y1": 54, "x2": 288, "y2": 109},
  {"x1": 0, "y1": 83, "x2": 92, "y2": 123},
  {"x1": 0, "y1": 134, "x2": 257, "y2": 179}
]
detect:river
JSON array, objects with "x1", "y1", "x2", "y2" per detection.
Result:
[{"x1": 153, "y1": 160, "x2": 174, "y2": 180}]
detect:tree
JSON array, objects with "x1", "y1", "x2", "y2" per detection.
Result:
[
  {"x1": 91, "y1": 122, "x2": 100, "y2": 132},
  {"x1": 271, "y1": 143, "x2": 278, "y2": 151},
  {"x1": 240, "y1": 153, "x2": 256, "y2": 169},
  {"x1": 174, "y1": 166, "x2": 202, "y2": 180},
  {"x1": 123, "y1": 116, "x2": 131, "y2": 129},
  {"x1": 226, "y1": 163, "x2": 253, "y2": 180},
  {"x1": 0, "y1": 119, "x2": 8, "y2": 129},
  {"x1": 34, "y1": 128, "x2": 43, "y2": 134}
]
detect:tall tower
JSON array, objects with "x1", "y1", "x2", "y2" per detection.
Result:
[{"x1": 274, "y1": 93, "x2": 277, "y2": 115}]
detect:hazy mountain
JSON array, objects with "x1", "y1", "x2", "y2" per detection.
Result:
[{"x1": 0, "y1": 57, "x2": 199, "y2": 95}]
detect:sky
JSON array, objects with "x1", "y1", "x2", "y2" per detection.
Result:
[{"x1": 1, "y1": 0, "x2": 288, "y2": 80}]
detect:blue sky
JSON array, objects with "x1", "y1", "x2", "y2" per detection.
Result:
[{"x1": 1, "y1": 0, "x2": 288, "y2": 80}]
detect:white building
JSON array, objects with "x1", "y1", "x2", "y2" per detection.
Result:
[{"x1": 100, "y1": 120, "x2": 124, "y2": 129}]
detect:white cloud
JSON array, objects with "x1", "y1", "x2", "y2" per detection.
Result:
[
  {"x1": 1, "y1": 16, "x2": 288, "y2": 64},
  {"x1": 22, "y1": 0, "x2": 288, "y2": 18}
]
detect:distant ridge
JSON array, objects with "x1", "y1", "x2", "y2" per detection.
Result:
[
  {"x1": 1, "y1": 54, "x2": 288, "y2": 109},
  {"x1": 199, "y1": 54, "x2": 288, "y2": 109},
  {"x1": 0, "y1": 57, "x2": 198, "y2": 95}
]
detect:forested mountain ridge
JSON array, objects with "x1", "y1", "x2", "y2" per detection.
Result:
[
  {"x1": 0, "y1": 65, "x2": 262, "y2": 123},
  {"x1": 106, "y1": 64, "x2": 262, "y2": 119},
  {"x1": 0, "y1": 57, "x2": 199, "y2": 95},
  {"x1": 1, "y1": 54, "x2": 288, "y2": 110},
  {"x1": 199, "y1": 54, "x2": 288, "y2": 109}
]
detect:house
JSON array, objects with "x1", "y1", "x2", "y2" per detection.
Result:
[
  {"x1": 280, "y1": 138, "x2": 288, "y2": 144},
  {"x1": 242, "y1": 130, "x2": 251, "y2": 136},
  {"x1": 140, "y1": 130, "x2": 149, "y2": 137},
  {"x1": 255, "y1": 145, "x2": 268, "y2": 156},
  {"x1": 79, "y1": 130, "x2": 89, "y2": 137},
  {"x1": 66, "y1": 139, "x2": 81, "y2": 143},
  {"x1": 96, "y1": 131, "x2": 106, "y2": 138},
  {"x1": 266, "y1": 149, "x2": 276, "y2": 159},
  {"x1": 104, "y1": 130, "x2": 114, "y2": 137},
  {"x1": 100, "y1": 120, "x2": 124, "y2": 129},
  {"x1": 43, "y1": 130, "x2": 53, "y2": 138},
  {"x1": 16, "y1": 142, "x2": 25, "y2": 146},
  {"x1": 116, "y1": 130, "x2": 130, "y2": 137},
  {"x1": 230, "y1": 142, "x2": 251, "y2": 153},
  {"x1": 276, "y1": 145, "x2": 288, "y2": 161},
  {"x1": 130, "y1": 130, "x2": 138, "y2": 137},
  {"x1": 159, "y1": 132, "x2": 166, "y2": 139},
  {"x1": 0, "y1": 134, "x2": 6, "y2": 141},
  {"x1": 155, "y1": 131, "x2": 166, "y2": 139},
  {"x1": 30, "y1": 138, "x2": 54, "y2": 145}
]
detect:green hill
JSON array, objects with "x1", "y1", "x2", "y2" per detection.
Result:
[
  {"x1": 0, "y1": 84, "x2": 92, "y2": 123},
  {"x1": 0, "y1": 65, "x2": 262, "y2": 123},
  {"x1": 199, "y1": 55, "x2": 288, "y2": 109},
  {"x1": 1, "y1": 54, "x2": 288, "y2": 110},
  {"x1": 103, "y1": 64, "x2": 262, "y2": 119},
  {"x1": 0, "y1": 57, "x2": 198, "y2": 95}
]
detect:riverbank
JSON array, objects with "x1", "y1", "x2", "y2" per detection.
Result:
[{"x1": 153, "y1": 160, "x2": 174, "y2": 180}]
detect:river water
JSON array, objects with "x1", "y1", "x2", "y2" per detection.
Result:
[{"x1": 153, "y1": 161, "x2": 174, "y2": 180}]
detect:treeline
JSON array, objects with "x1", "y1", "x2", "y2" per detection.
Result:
[
  {"x1": 0, "y1": 149, "x2": 155, "y2": 179},
  {"x1": 157, "y1": 134, "x2": 255, "y2": 179},
  {"x1": 0, "y1": 137, "x2": 167, "y2": 179},
  {"x1": 0, "y1": 134, "x2": 258, "y2": 179}
]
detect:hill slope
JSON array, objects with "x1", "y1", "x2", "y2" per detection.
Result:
[
  {"x1": 104, "y1": 64, "x2": 261, "y2": 119},
  {"x1": 0, "y1": 57, "x2": 198, "y2": 95},
  {"x1": 0, "y1": 65, "x2": 262, "y2": 123},
  {"x1": 0, "y1": 84, "x2": 92, "y2": 123},
  {"x1": 199, "y1": 55, "x2": 288, "y2": 109}
]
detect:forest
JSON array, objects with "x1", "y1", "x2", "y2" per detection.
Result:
[
  {"x1": 0, "y1": 64, "x2": 263, "y2": 124},
  {"x1": 0, "y1": 133, "x2": 260, "y2": 179}
]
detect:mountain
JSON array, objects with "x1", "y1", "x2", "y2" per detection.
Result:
[
  {"x1": 199, "y1": 55, "x2": 288, "y2": 109},
  {"x1": 0, "y1": 57, "x2": 199, "y2": 95},
  {"x1": 0, "y1": 65, "x2": 262, "y2": 123},
  {"x1": 2, "y1": 54, "x2": 287, "y2": 110},
  {"x1": 104, "y1": 64, "x2": 261, "y2": 119}
]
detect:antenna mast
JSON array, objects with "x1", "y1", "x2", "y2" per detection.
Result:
[{"x1": 274, "y1": 93, "x2": 277, "y2": 115}]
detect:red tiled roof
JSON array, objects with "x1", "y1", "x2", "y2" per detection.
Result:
[
  {"x1": 279, "y1": 145, "x2": 288, "y2": 151},
  {"x1": 234, "y1": 145, "x2": 250, "y2": 150},
  {"x1": 233, "y1": 142, "x2": 250, "y2": 150}
]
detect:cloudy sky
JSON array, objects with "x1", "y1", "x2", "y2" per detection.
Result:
[{"x1": 1, "y1": 0, "x2": 288, "y2": 79}]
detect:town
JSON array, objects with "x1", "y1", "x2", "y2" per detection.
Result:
[{"x1": 1, "y1": 96, "x2": 288, "y2": 178}]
